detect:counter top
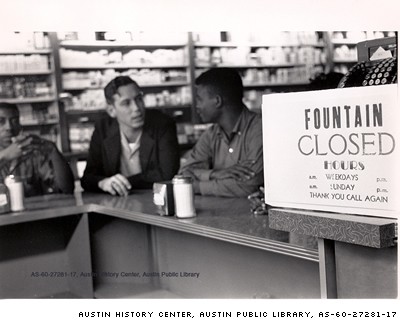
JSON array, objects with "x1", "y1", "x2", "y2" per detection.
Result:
[
  {"x1": 3, "y1": 190, "x2": 396, "y2": 259},
  {"x1": 0, "y1": 191, "x2": 319, "y2": 262},
  {"x1": 1, "y1": 191, "x2": 396, "y2": 252}
]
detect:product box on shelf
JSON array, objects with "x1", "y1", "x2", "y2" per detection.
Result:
[{"x1": 262, "y1": 84, "x2": 399, "y2": 218}]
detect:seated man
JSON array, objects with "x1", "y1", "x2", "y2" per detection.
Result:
[
  {"x1": 81, "y1": 76, "x2": 180, "y2": 196},
  {"x1": 179, "y1": 68, "x2": 263, "y2": 197},
  {"x1": 0, "y1": 102, "x2": 74, "y2": 197}
]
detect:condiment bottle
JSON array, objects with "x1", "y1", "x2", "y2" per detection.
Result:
[
  {"x1": 4, "y1": 175, "x2": 25, "y2": 212},
  {"x1": 0, "y1": 182, "x2": 11, "y2": 214}
]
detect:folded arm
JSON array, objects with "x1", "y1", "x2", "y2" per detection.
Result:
[{"x1": 180, "y1": 128, "x2": 264, "y2": 198}]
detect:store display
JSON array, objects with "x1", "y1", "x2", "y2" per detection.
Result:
[
  {"x1": 193, "y1": 31, "x2": 328, "y2": 111},
  {"x1": 0, "y1": 54, "x2": 50, "y2": 73},
  {"x1": 0, "y1": 32, "x2": 60, "y2": 147},
  {"x1": 0, "y1": 77, "x2": 53, "y2": 99},
  {"x1": 65, "y1": 89, "x2": 106, "y2": 111},
  {"x1": 18, "y1": 103, "x2": 58, "y2": 125}
]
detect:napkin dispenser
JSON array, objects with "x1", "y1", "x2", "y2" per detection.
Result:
[{"x1": 153, "y1": 181, "x2": 175, "y2": 216}]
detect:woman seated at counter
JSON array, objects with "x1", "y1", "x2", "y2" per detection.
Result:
[
  {"x1": 80, "y1": 76, "x2": 180, "y2": 196},
  {"x1": 0, "y1": 102, "x2": 74, "y2": 196}
]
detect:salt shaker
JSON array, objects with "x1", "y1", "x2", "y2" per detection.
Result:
[{"x1": 172, "y1": 175, "x2": 196, "y2": 218}]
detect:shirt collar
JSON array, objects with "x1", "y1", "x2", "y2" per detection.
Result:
[
  {"x1": 216, "y1": 107, "x2": 249, "y2": 138},
  {"x1": 120, "y1": 129, "x2": 142, "y2": 155}
]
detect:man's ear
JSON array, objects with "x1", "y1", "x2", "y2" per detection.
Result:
[
  {"x1": 105, "y1": 104, "x2": 116, "y2": 118},
  {"x1": 215, "y1": 94, "x2": 223, "y2": 109}
]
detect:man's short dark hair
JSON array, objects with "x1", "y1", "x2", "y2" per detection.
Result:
[
  {"x1": 195, "y1": 68, "x2": 243, "y2": 103},
  {"x1": 0, "y1": 102, "x2": 19, "y2": 114},
  {"x1": 104, "y1": 76, "x2": 139, "y2": 105}
]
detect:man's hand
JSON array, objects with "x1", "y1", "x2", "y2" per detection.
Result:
[
  {"x1": 0, "y1": 135, "x2": 35, "y2": 162},
  {"x1": 98, "y1": 174, "x2": 132, "y2": 196},
  {"x1": 210, "y1": 160, "x2": 256, "y2": 181}
]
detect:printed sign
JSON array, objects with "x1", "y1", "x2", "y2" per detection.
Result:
[{"x1": 262, "y1": 84, "x2": 399, "y2": 218}]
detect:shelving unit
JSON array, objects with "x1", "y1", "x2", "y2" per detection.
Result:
[
  {"x1": 55, "y1": 32, "x2": 193, "y2": 154},
  {"x1": 191, "y1": 31, "x2": 329, "y2": 111},
  {"x1": 0, "y1": 32, "x2": 61, "y2": 148}
]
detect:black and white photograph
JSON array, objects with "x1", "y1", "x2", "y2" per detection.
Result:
[{"x1": 0, "y1": 0, "x2": 398, "y2": 317}]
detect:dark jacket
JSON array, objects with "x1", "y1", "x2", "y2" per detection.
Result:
[{"x1": 81, "y1": 110, "x2": 180, "y2": 192}]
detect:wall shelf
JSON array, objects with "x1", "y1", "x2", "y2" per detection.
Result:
[
  {"x1": 0, "y1": 69, "x2": 53, "y2": 76},
  {"x1": 65, "y1": 104, "x2": 191, "y2": 115},
  {"x1": 63, "y1": 81, "x2": 189, "y2": 91},
  {"x1": 0, "y1": 96, "x2": 56, "y2": 103},
  {"x1": 66, "y1": 109, "x2": 106, "y2": 115},
  {"x1": 61, "y1": 64, "x2": 189, "y2": 69},
  {"x1": 331, "y1": 39, "x2": 359, "y2": 45},
  {"x1": 194, "y1": 42, "x2": 325, "y2": 48},
  {"x1": 60, "y1": 40, "x2": 188, "y2": 49},
  {"x1": 333, "y1": 58, "x2": 358, "y2": 63},
  {"x1": 20, "y1": 120, "x2": 60, "y2": 126},
  {"x1": 149, "y1": 104, "x2": 192, "y2": 109},
  {"x1": 244, "y1": 81, "x2": 310, "y2": 87},
  {"x1": 196, "y1": 63, "x2": 308, "y2": 68},
  {"x1": 0, "y1": 49, "x2": 52, "y2": 55}
]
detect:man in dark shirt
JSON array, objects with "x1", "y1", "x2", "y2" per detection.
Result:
[
  {"x1": 81, "y1": 76, "x2": 180, "y2": 196},
  {"x1": 179, "y1": 68, "x2": 264, "y2": 197},
  {"x1": 0, "y1": 102, "x2": 74, "y2": 196}
]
